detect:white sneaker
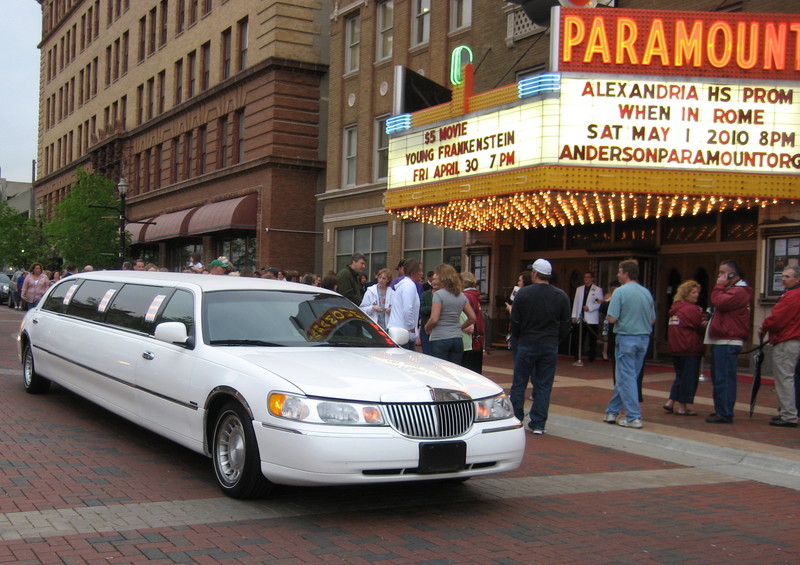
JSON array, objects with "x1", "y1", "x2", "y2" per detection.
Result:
[
  {"x1": 618, "y1": 418, "x2": 643, "y2": 429},
  {"x1": 602, "y1": 413, "x2": 618, "y2": 424}
]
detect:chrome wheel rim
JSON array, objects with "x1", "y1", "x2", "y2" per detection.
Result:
[
  {"x1": 23, "y1": 350, "x2": 33, "y2": 387},
  {"x1": 216, "y1": 413, "x2": 246, "y2": 485}
]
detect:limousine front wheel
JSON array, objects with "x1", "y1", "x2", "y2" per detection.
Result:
[
  {"x1": 212, "y1": 401, "x2": 272, "y2": 499},
  {"x1": 23, "y1": 345, "x2": 51, "y2": 394}
]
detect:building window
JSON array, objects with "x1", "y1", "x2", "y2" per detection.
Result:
[
  {"x1": 375, "y1": 116, "x2": 389, "y2": 180},
  {"x1": 105, "y1": 45, "x2": 112, "y2": 86},
  {"x1": 159, "y1": 0, "x2": 168, "y2": 46},
  {"x1": 197, "y1": 125, "x2": 206, "y2": 174},
  {"x1": 403, "y1": 222, "x2": 463, "y2": 272},
  {"x1": 148, "y1": 7, "x2": 157, "y2": 55},
  {"x1": 136, "y1": 83, "x2": 144, "y2": 124},
  {"x1": 218, "y1": 234, "x2": 256, "y2": 272},
  {"x1": 121, "y1": 31, "x2": 129, "y2": 74},
  {"x1": 376, "y1": 1, "x2": 393, "y2": 60},
  {"x1": 185, "y1": 130, "x2": 194, "y2": 178},
  {"x1": 345, "y1": 13, "x2": 360, "y2": 73},
  {"x1": 336, "y1": 224, "x2": 388, "y2": 274},
  {"x1": 218, "y1": 115, "x2": 229, "y2": 168},
  {"x1": 450, "y1": 0, "x2": 471, "y2": 31},
  {"x1": 203, "y1": 0, "x2": 212, "y2": 16},
  {"x1": 189, "y1": 0, "x2": 198, "y2": 25},
  {"x1": 200, "y1": 41, "x2": 211, "y2": 90},
  {"x1": 157, "y1": 70, "x2": 166, "y2": 114},
  {"x1": 187, "y1": 50, "x2": 196, "y2": 97},
  {"x1": 237, "y1": 17, "x2": 248, "y2": 71},
  {"x1": 343, "y1": 125, "x2": 357, "y2": 187},
  {"x1": 172, "y1": 136, "x2": 181, "y2": 183},
  {"x1": 153, "y1": 144, "x2": 162, "y2": 189},
  {"x1": 174, "y1": 59, "x2": 183, "y2": 104},
  {"x1": 234, "y1": 109, "x2": 245, "y2": 164},
  {"x1": 146, "y1": 77, "x2": 154, "y2": 120},
  {"x1": 412, "y1": 0, "x2": 431, "y2": 47},
  {"x1": 221, "y1": 28, "x2": 231, "y2": 79},
  {"x1": 176, "y1": 0, "x2": 185, "y2": 34},
  {"x1": 138, "y1": 16, "x2": 146, "y2": 61}
]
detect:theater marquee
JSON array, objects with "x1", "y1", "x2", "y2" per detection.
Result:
[{"x1": 385, "y1": 8, "x2": 800, "y2": 230}]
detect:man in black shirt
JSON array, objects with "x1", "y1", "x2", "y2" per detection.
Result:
[{"x1": 510, "y1": 259, "x2": 571, "y2": 435}]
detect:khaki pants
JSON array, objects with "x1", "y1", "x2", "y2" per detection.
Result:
[{"x1": 773, "y1": 340, "x2": 800, "y2": 423}]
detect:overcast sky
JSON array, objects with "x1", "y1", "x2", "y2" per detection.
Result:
[{"x1": 0, "y1": 1, "x2": 41, "y2": 183}]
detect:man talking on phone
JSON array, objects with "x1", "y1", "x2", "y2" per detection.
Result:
[{"x1": 704, "y1": 260, "x2": 752, "y2": 424}]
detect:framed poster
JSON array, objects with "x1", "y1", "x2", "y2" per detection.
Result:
[{"x1": 765, "y1": 234, "x2": 800, "y2": 297}]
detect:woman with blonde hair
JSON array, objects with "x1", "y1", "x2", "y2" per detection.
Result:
[
  {"x1": 664, "y1": 280, "x2": 707, "y2": 415},
  {"x1": 424, "y1": 264, "x2": 476, "y2": 364},
  {"x1": 360, "y1": 268, "x2": 393, "y2": 329}
]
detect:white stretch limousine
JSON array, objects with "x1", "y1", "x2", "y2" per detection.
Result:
[{"x1": 18, "y1": 272, "x2": 524, "y2": 498}]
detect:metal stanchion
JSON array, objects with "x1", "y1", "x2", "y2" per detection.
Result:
[{"x1": 574, "y1": 318, "x2": 584, "y2": 367}]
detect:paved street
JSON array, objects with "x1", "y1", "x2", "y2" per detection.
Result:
[{"x1": 1, "y1": 304, "x2": 799, "y2": 564}]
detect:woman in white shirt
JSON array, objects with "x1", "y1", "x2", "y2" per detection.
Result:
[{"x1": 359, "y1": 268, "x2": 393, "y2": 329}]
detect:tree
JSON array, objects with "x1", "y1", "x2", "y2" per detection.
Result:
[
  {"x1": 0, "y1": 201, "x2": 47, "y2": 270},
  {"x1": 45, "y1": 169, "x2": 121, "y2": 270}
]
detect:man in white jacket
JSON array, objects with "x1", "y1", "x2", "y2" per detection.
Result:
[
  {"x1": 571, "y1": 271, "x2": 604, "y2": 362},
  {"x1": 388, "y1": 258, "x2": 422, "y2": 350}
]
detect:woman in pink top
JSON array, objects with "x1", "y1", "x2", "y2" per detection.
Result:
[{"x1": 21, "y1": 263, "x2": 50, "y2": 310}]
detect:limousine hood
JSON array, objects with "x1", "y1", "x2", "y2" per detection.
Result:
[{"x1": 229, "y1": 347, "x2": 501, "y2": 403}]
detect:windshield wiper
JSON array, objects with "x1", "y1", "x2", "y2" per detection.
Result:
[{"x1": 209, "y1": 339, "x2": 285, "y2": 347}]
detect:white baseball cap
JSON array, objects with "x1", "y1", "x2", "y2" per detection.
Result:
[{"x1": 529, "y1": 258, "x2": 552, "y2": 276}]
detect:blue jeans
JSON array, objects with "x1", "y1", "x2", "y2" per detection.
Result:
[
  {"x1": 710, "y1": 344, "x2": 741, "y2": 422},
  {"x1": 429, "y1": 337, "x2": 463, "y2": 365},
  {"x1": 669, "y1": 356, "x2": 701, "y2": 404},
  {"x1": 510, "y1": 342, "x2": 558, "y2": 428},
  {"x1": 606, "y1": 334, "x2": 649, "y2": 421}
]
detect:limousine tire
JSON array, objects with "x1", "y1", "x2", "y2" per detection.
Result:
[
  {"x1": 212, "y1": 401, "x2": 272, "y2": 499},
  {"x1": 23, "y1": 344, "x2": 51, "y2": 394}
]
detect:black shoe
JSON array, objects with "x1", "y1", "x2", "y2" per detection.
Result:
[
  {"x1": 771, "y1": 415, "x2": 782, "y2": 422},
  {"x1": 769, "y1": 419, "x2": 798, "y2": 428},
  {"x1": 705, "y1": 414, "x2": 732, "y2": 424}
]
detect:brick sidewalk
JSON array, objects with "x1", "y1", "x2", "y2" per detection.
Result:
[{"x1": 1, "y1": 306, "x2": 799, "y2": 563}]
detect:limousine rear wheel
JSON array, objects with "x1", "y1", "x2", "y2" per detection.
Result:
[
  {"x1": 23, "y1": 345, "x2": 51, "y2": 394},
  {"x1": 212, "y1": 401, "x2": 272, "y2": 499}
]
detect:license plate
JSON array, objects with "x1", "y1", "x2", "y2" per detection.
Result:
[{"x1": 418, "y1": 441, "x2": 467, "y2": 474}]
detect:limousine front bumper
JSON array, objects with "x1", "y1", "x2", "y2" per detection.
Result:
[{"x1": 254, "y1": 419, "x2": 525, "y2": 486}]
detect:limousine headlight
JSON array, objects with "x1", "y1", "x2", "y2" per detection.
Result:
[
  {"x1": 269, "y1": 393, "x2": 385, "y2": 426},
  {"x1": 474, "y1": 393, "x2": 514, "y2": 421}
]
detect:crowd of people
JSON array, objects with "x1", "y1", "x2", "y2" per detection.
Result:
[
  {"x1": 9, "y1": 252, "x2": 798, "y2": 429},
  {"x1": 506, "y1": 257, "x2": 799, "y2": 435}
]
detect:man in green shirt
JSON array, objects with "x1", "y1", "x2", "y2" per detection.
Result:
[{"x1": 336, "y1": 253, "x2": 367, "y2": 304}]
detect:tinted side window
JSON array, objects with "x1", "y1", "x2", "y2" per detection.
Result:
[
  {"x1": 66, "y1": 280, "x2": 123, "y2": 322},
  {"x1": 106, "y1": 284, "x2": 172, "y2": 333},
  {"x1": 42, "y1": 279, "x2": 83, "y2": 314},
  {"x1": 156, "y1": 289, "x2": 195, "y2": 337}
]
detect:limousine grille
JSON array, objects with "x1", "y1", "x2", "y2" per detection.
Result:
[{"x1": 384, "y1": 401, "x2": 475, "y2": 439}]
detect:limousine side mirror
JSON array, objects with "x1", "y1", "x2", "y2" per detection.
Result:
[
  {"x1": 387, "y1": 326, "x2": 409, "y2": 346},
  {"x1": 154, "y1": 321, "x2": 193, "y2": 348}
]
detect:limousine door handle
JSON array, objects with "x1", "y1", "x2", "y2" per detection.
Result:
[{"x1": 142, "y1": 351, "x2": 155, "y2": 361}]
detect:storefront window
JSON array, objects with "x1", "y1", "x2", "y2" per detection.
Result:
[
  {"x1": 403, "y1": 221, "x2": 462, "y2": 272},
  {"x1": 662, "y1": 214, "x2": 717, "y2": 244},
  {"x1": 218, "y1": 233, "x2": 256, "y2": 271},
  {"x1": 721, "y1": 208, "x2": 758, "y2": 241},
  {"x1": 616, "y1": 218, "x2": 656, "y2": 245},
  {"x1": 567, "y1": 223, "x2": 613, "y2": 250},
  {"x1": 336, "y1": 224, "x2": 388, "y2": 276},
  {"x1": 523, "y1": 226, "x2": 562, "y2": 252},
  {"x1": 764, "y1": 232, "x2": 800, "y2": 298}
]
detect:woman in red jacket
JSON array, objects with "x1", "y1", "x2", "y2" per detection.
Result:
[{"x1": 664, "y1": 280, "x2": 708, "y2": 416}]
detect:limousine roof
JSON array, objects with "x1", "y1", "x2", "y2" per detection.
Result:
[{"x1": 61, "y1": 271, "x2": 335, "y2": 295}]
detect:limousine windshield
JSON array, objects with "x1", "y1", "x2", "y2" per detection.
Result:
[{"x1": 203, "y1": 290, "x2": 395, "y2": 348}]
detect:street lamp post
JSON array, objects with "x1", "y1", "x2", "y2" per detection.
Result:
[{"x1": 117, "y1": 178, "x2": 128, "y2": 268}]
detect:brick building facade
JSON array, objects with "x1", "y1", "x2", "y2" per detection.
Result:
[
  {"x1": 322, "y1": 0, "x2": 800, "y2": 350},
  {"x1": 35, "y1": 0, "x2": 330, "y2": 272}
]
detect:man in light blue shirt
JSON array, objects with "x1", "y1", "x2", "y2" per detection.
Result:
[{"x1": 603, "y1": 259, "x2": 655, "y2": 429}]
